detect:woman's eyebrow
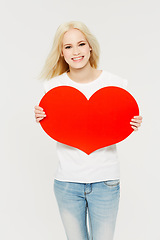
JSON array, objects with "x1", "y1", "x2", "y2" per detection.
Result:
[{"x1": 64, "y1": 40, "x2": 86, "y2": 46}]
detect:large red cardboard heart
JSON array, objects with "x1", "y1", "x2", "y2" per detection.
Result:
[{"x1": 39, "y1": 86, "x2": 139, "y2": 154}]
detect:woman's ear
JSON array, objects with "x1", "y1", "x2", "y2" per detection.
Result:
[{"x1": 60, "y1": 46, "x2": 64, "y2": 56}]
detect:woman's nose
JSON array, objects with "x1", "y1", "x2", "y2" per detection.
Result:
[{"x1": 72, "y1": 47, "x2": 80, "y2": 55}]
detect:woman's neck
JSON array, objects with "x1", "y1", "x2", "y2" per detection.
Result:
[{"x1": 67, "y1": 66, "x2": 101, "y2": 84}]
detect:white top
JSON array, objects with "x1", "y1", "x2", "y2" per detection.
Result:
[{"x1": 43, "y1": 69, "x2": 128, "y2": 183}]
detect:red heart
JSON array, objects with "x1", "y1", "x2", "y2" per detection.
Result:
[{"x1": 39, "y1": 86, "x2": 139, "y2": 155}]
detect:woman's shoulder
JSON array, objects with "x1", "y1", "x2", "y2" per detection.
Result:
[
  {"x1": 103, "y1": 69, "x2": 128, "y2": 90},
  {"x1": 43, "y1": 72, "x2": 66, "y2": 93}
]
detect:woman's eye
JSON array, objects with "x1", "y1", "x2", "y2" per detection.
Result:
[
  {"x1": 79, "y1": 43, "x2": 85, "y2": 46},
  {"x1": 65, "y1": 43, "x2": 85, "y2": 49}
]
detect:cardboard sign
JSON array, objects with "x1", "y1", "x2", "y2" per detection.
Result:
[{"x1": 39, "y1": 86, "x2": 139, "y2": 154}]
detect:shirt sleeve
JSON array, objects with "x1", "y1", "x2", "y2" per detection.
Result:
[{"x1": 43, "y1": 80, "x2": 48, "y2": 94}]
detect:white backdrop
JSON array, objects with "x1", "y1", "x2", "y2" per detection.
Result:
[{"x1": 1, "y1": 0, "x2": 160, "y2": 239}]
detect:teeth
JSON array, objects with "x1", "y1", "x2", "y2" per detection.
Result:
[{"x1": 72, "y1": 56, "x2": 83, "y2": 60}]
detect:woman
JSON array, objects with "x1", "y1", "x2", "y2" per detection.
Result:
[{"x1": 34, "y1": 21, "x2": 142, "y2": 240}]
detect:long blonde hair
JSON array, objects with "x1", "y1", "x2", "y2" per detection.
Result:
[{"x1": 37, "y1": 21, "x2": 100, "y2": 81}]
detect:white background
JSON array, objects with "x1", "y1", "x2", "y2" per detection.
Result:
[{"x1": 1, "y1": 0, "x2": 160, "y2": 239}]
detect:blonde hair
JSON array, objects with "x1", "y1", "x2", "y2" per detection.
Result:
[{"x1": 37, "y1": 21, "x2": 100, "y2": 81}]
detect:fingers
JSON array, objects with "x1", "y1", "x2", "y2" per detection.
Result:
[
  {"x1": 130, "y1": 120, "x2": 141, "y2": 128},
  {"x1": 131, "y1": 116, "x2": 143, "y2": 122},
  {"x1": 36, "y1": 117, "x2": 45, "y2": 123},
  {"x1": 131, "y1": 125, "x2": 139, "y2": 131},
  {"x1": 130, "y1": 115, "x2": 143, "y2": 131},
  {"x1": 34, "y1": 105, "x2": 46, "y2": 123},
  {"x1": 34, "y1": 105, "x2": 44, "y2": 112},
  {"x1": 133, "y1": 116, "x2": 143, "y2": 120},
  {"x1": 130, "y1": 116, "x2": 142, "y2": 124}
]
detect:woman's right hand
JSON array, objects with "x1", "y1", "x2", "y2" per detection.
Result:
[{"x1": 34, "y1": 105, "x2": 46, "y2": 123}]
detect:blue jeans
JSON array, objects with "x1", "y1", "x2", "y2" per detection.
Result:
[{"x1": 54, "y1": 179, "x2": 120, "y2": 240}]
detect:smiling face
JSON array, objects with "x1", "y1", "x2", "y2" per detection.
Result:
[{"x1": 61, "y1": 28, "x2": 92, "y2": 70}]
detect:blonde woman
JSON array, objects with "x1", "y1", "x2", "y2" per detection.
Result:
[{"x1": 34, "y1": 21, "x2": 142, "y2": 240}]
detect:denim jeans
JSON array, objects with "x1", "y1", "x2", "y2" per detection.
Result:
[{"x1": 54, "y1": 179, "x2": 120, "y2": 240}]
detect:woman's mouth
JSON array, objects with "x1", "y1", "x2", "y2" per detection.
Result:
[{"x1": 72, "y1": 56, "x2": 84, "y2": 62}]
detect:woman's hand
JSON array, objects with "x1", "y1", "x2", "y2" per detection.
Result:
[
  {"x1": 34, "y1": 105, "x2": 46, "y2": 123},
  {"x1": 130, "y1": 115, "x2": 143, "y2": 131}
]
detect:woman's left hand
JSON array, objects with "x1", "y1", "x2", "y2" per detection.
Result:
[{"x1": 130, "y1": 115, "x2": 143, "y2": 131}]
